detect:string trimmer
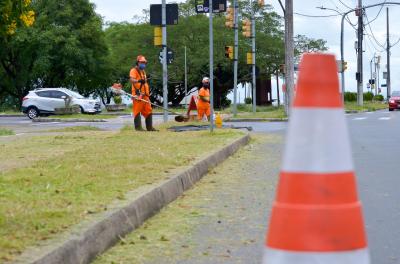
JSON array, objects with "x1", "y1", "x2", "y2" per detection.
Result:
[{"x1": 111, "y1": 87, "x2": 189, "y2": 122}]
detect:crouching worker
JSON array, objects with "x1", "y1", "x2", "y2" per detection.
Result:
[
  {"x1": 129, "y1": 55, "x2": 158, "y2": 131},
  {"x1": 197, "y1": 77, "x2": 211, "y2": 121}
]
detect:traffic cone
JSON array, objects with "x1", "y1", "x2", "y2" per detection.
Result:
[{"x1": 263, "y1": 53, "x2": 370, "y2": 263}]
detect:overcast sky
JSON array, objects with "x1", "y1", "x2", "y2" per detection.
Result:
[{"x1": 91, "y1": 0, "x2": 400, "y2": 98}]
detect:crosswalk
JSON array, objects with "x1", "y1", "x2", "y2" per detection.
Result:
[{"x1": 348, "y1": 111, "x2": 397, "y2": 121}]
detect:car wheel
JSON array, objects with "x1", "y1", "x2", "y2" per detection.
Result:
[
  {"x1": 27, "y1": 107, "x2": 39, "y2": 119},
  {"x1": 79, "y1": 106, "x2": 85, "y2": 114},
  {"x1": 389, "y1": 108, "x2": 394, "y2": 111}
]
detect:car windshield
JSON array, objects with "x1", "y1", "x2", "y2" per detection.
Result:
[
  {"x1": 68, "y1": 91, "x2": 85, "y2": 99},
  {"x1": 392, "y1": 91, "x2": 400, "y2": 97}
]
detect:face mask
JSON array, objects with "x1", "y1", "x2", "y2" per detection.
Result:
[
  {"x1": 203, "y1": 83, "x2": 209, "y2": 88},
  {"x1": 138, "y1": 63, "x2": 146, "y2": 70}
]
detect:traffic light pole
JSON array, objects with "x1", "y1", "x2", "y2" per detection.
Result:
[
  {"x1": 386, "y1": 7, "x2": 391, "y2": 99},
  {"x1": 356, "y1": 0, "x2": 363, "y2": 106},
  {"x1": 162, "y1": 0, "x2": 168, "y2": 122},
  {"x1": 209, "y1": 0, "x2": 214, "y2": 132},
  {"x1": 233, "y1": 0, "x2": 239, "y2": 117},
  {"x1": 251, "y1": 0, "x2": 256, "y2": 114},
  {"x1": 184, "y1": 46, "x2": 188, "y2": 107}
]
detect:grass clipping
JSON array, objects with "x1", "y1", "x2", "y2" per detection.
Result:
[{"x1": 0, "y1": 128, "x2": 243, "y2": 261}]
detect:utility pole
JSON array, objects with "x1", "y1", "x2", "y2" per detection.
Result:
[
  {"x1": 209, "y1": 0, "x2": 214, "y2": 132},
  {"x1": 356, "y1": 0, "x2": 363, "y2": 106},
  {"x1": 251, "y1": 0, "x2": 256, "y2": 114},
  {"x1": 284, "y1": 0, "x2": 294, "y2": 115},
  {"x1": 184, "y1": 46, "x2": 188, "y2": 108},
  {"x1": 162, "y1": 0, "x2": 168, "y2": 122},
  {"x1": 233, "y1": 0, "x2": 239, "y2": 116},
  {"x1": 386, "y1": 7, "x2": 391, "y2": 99}
]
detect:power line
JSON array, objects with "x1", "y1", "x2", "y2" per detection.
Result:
[
  {"x1": 336, "y1": 0, "x2": 353, "y2": 10},
  {"x1": 364, "y1": 0, "x2": 386, "y2": 26},
  {"x1": 293, "y1": 12, "x2": 340, "y2": 18},
  {"x1": 364, "y1": 12, "x2": 387, "y2": 49}
]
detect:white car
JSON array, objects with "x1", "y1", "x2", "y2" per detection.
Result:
[{"x1": 22, "y1": 88, "x2": 101, "y2": 119}]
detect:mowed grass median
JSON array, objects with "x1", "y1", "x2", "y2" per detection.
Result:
[{"x1": 0, "y1": 127, "x2": 244, "y2": 261}]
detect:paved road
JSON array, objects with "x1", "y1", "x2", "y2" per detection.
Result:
[{"x1": 95, "y1": 109, "x2": 400, "y2": 263}]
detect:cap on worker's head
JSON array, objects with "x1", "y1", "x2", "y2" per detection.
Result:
[
  {"x1": 137, "y1": 55, "x2": 147, "y2": 64},
  {"x1": 202, "y1": 77, "x2": 210, "y2": 83}
]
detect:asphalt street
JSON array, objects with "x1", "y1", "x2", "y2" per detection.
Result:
[{"x1": 1, "y1": 110, "x2": 399, "y2": 263}]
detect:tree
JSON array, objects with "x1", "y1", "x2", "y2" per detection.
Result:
[
  {"x1": 294, "y1": 34, "x2": 328, "y2": 62},
  {"x1": 0, "y1": 0, "x2": 110, "y2": 106}
]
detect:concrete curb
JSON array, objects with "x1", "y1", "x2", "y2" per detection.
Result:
[
  {"x1": 225, "y1": 117, "x2": 288, "y2": 122},
  {"x1": 32, "y1": 118, "x2": 107, "y2": 123},
  {"x1": 13, "y1": 134, "x2": 250, "y2": 264}
]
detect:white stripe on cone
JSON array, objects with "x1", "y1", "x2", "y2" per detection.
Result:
[
  {"x1": 263, "y1": 247, "x2": 370, "y2": 264},
  {"x1": 282, "y1": 108, "x2": 353, "y2": 173}
]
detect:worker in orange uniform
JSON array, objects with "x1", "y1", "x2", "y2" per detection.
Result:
[
  {"x1": 129, "y1": 55, "x2": 157, "y2": 131},
  {"x1": 197, "y1": 77, "x2": 211, "y2": 121}
]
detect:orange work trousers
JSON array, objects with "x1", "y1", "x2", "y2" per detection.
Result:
[
  {"x1": 133, "y1": 98, "x2": 152, "y2": 118},
  {"x1": 197, "y1": 106, "x2": 210, "y2": 121}
]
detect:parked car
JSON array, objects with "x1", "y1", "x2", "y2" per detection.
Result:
[
  {"x1": 22, "y1": 88, "x2": 101, "y2": 119},
  {"x1": 388, "y1": 91, "x2": 400, "y2": 111}
]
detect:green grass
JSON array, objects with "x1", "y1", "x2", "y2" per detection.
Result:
[
  {"x1": 46, "y1": 126, "x2": 102, "y2": 133},
  {"x1": 0, "y1": 111, "x2": 21, "y2": 115},
  {"x1": 0, "y1": 128, "x2": 14, "y2": 136},
  {"x1": 345, "y1": 101, "x2": 387, "y2": 111},
  {"x1": 224, "y1": 105, "x2": 287, "y2": 119},
  {"x1": 0, "y1": 128, "x2": 243, "y2": 262},
  {"x1": 50, "y1": 114, "x2": 115, "y2": 119}
]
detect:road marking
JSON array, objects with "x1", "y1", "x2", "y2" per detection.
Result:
[
  {"x1": 31, "y1": 122, "x2": 62, "y2": 126},
  {"x1": 353, "y1": 117, "x2": 367, "y2": 121},
  {"x1": 379, "y1": 117, "x2": 391, "y2": 120}
]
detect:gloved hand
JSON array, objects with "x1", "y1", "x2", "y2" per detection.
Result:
[{"x1": 138, "y1": 79, "x2": 146, "y2": 84}]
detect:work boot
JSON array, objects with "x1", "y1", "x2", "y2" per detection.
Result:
[
  {"x1": 134, "y1": 114, "x2": 145, "y2": 131},
  {"x1": 145, "y1": 114, "x2": 158, "y2": 131}
]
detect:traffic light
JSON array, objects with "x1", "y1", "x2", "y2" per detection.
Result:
[
  {"x1": 154, "y1": 26, "x2": 162, "y2": 46},
  {"x1": 225, "y1": 7, "x2": 234, "y2": 28},
  {"x1": 246, "y1": 52, "x2": 252, "y2": 65},
  {"x1": 242, "y1": 19, "x2": 251, "y2": 38},
  {"x1": 342, "y1": 60, "x2": 348, "y2": 71},
  {"x1": 258, "y1": 0, "x2": 265, "y2": 6},
  {"x1": 225, "y1": 46, "x2": 233, "y2": 59}
]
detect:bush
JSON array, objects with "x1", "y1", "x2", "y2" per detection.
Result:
[
  {"x1": 363, "y1": 92, "x2": 374, "y2": 101},
  {"x1": 114, "y1": 95, "x2": 122, "y2": 105},
  {"x1": 373, "y1": 94, "x2": 384, "y2": 101},
  {"x1": 344, "y1": 92, "x2": 357, "y2": 102},
  {"x1": 244, "y1": 97, "x2": 252, "y2": 104}
]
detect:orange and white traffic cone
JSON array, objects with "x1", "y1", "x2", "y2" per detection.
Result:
[{"x1": 263, "y1": 53, "x2": 370, "y2": 263}]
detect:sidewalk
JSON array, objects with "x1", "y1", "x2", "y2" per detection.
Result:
[{"x1": 95, "y1": 134, "x2": 283, "y2": 264}]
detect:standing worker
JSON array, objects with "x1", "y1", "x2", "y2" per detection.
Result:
[
  {"x1": 197, "y1": 77, "x2": 211, "y2": 121},
  {"x1": 129, "y1": 55, "x2": 157, "y2": 131}
]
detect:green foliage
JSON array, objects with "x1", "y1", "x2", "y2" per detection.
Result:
[
  {"x1": 344, "y1": 92, "x2": 357, "y2": 102},
  {"x1": 244, "y1": 97, "x2": 252, "y2": 104},
  {"x1": 0, "y1": 0, "x2": 110, "y2": 106},
  {"x1": 113, "y1": 95, "x2": 122, "y2": 105},
  {"x1": 373, "y1": 94, "x2": 384, "y2": 101},
  {"x1": 363, "y1": 92, "x2": 374, "y2": 101}
]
